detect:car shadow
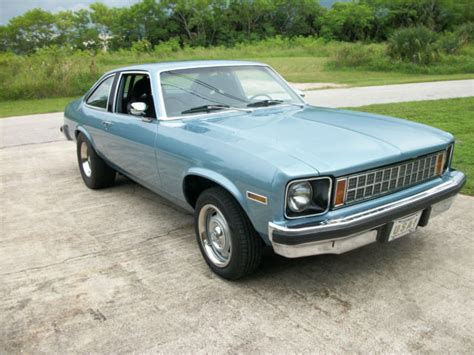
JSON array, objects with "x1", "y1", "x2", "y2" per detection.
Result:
[
  {"x1": 112, "y1": 173, "x2": 427, "y2": 289},
  {"x1": 244, "y1": 233, "x2": 425, "y2": 288}
]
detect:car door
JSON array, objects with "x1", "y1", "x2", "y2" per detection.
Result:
[
  {"x1": 99, "y1": 71, "x2": 160, "y2": 190},
  {"x1": 81, "y1": 74, "x2": 116, "y2": 155}
]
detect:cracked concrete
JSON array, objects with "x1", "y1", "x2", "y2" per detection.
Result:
[{"x1": 1, "y1": 117, "x2": 474, "y2": 352}]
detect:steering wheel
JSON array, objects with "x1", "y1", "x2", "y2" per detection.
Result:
[{"x1": 249, "y1": 93, "x2": 272, "y2": 101}]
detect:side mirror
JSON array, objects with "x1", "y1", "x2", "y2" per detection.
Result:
[
  {"x1": 130, "y1": 102, "x2": 147, "y2": 116},
  {"x1": 293, "y1": 87, "x2": 306, "y2": 98}
]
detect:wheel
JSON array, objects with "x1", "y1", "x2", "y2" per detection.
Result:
[
  {"x1": 195, "y1": 187, "x2": 263, "y2": 280},
  {"x1": 76, "y1": 133, "x2": 115, "y2": 189}
]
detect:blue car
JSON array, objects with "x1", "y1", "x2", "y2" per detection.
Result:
[{"x1": 62, "y1": 60, "x2": 465, "y2": 279}]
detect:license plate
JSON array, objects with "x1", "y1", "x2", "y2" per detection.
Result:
[{"x1": 388, "y1": 211, "x2": 422, "y2": 242}]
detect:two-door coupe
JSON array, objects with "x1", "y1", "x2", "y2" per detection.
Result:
[{"x1": 62, "y1": 60, "x2": 465, "y2": 279}]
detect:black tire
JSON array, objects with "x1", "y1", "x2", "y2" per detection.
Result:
[
  {"x1": 195, "y1": 187, "x2": 263, "y2": 280},
  {"x1": 76, "y1": 133, "x2": 115, "y2": 189}
]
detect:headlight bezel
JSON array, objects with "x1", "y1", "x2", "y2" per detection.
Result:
[
  {"x1": 444, "y1": 143, "x2": 454, "y2": 172},
  {"x1": 285, "y1": 177, "x2": 332, "y2": 219}
]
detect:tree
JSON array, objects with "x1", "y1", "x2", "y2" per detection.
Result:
[
  {"x1": 226, "y1": 0, "x2": 276, "y2": 42},
  {"x1": 56, "y1": 9, "x2": 101, "y2": 50},
  {"x1": 0, "y1": 26, "x2": 9, "y2": 52},
  {"x1": 271, "y1": 0, "x2": 324, "y2": 37},
  {"x1": 109, "y1": 0, "x2": 173, "y2": 48},
  {"x1": 5, "y1": 9, "x2": 57, "y2": 54},
  {"x1": 321, "y1": 2, "x2": 376, "y2": 41}
]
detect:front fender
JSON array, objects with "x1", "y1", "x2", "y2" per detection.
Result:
[
  {"x1": 185, "y1": 167, "x2": 248, "y2": 211},
  {"x1": 184, "y1": 167, "x2": 275, "y2": 243}
]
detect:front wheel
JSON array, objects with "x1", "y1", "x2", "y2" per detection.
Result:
[{"x1": 195, "y1": 187, "x2": 263, "y2": 280}]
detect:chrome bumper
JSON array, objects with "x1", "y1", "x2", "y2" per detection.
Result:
[{"x1": 269, "y1": 171, "x2": 465, "y2": 258}]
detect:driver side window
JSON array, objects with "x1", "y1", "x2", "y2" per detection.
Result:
[{"x1": 115, "y1": 73, "x2": 156, "y2": 118}]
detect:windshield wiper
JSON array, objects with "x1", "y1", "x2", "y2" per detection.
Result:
[
  {"x1": 246, "y1": 99, "x2": 283, "y2": 108},
  {"x1": 181, "y1": 104, "x2": 251, "y2": 115}
]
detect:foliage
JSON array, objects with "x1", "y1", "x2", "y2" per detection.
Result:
[
  {"x1": 330, "y1": 43, "x2": 384, "y2": 67},
  {"x1": 3, "y1": 9, "x2": 57, "y2": 54},
  {"x1": 1, "y1": 0, "x2": 474, "y2": 54},
  {"x1": 0, "y1": 38, "x2": 472, "y2": 102},
  {"x1": 321, "y1": 2, "x2": 375, "y2": 41},
  {"x1": 387, "y1": 26, "x2": 440, "y2": 64},
  {"x1": 437, "y1": 32, "x2": 463, "y2": 54},
  {"x1": 455, "y1": 22, "x2": 474, "y2": 44}
]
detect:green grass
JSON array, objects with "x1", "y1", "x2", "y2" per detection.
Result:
[
  {"x1": 351, "y1": 97, "x2": 474, "y2": 195},
  {"x1": 263, "y1": 57, "x2": 474, "y2": 85},
  {"x1": 2, "y1": 55, "x2": 472, "y2": 118},
  {"x1": 0, "y1": 97, "x2": 78, "y2": 118},
  {"x1": 1, "y1": 38, "x2": 473, "y2": 103}
]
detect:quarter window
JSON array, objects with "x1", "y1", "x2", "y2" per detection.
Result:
[{"x1": 86, "y1": 76, "x2": 114, "y2": 110}]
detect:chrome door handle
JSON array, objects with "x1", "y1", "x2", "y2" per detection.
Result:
[{"x1": 102, "y1": 121, "x2": 113, "y2": 128}]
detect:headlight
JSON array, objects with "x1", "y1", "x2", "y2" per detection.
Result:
[
  {"x1": 285, "y1": 178, "x2": 332, "y2": 218},
  {"x1": 287, "y1": 181, "x2": 313, "y2": 212}
]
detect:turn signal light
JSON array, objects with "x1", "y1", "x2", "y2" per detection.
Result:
[
  {"x1": 334, "y1": 178, "x2": 347, "y2": 207},
  {"x1": 435, "y1": 152, "x2": 446, "y2": 176}
]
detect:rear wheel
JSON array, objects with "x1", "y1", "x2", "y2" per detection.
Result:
[
  {"x1": 76, "y1": 133, "x2": 115, "y2": 189},
  {"x1": 195, "y1": 187, "x2": 263, "y2": 280}
]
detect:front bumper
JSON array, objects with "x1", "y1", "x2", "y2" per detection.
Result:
[{"x1": 269, "y1": 171, "x2": 465, "y2": 258}]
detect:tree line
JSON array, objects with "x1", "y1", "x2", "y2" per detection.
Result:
[{"x1": 1, "y1": 0, "x2": 472, "y2": 55}]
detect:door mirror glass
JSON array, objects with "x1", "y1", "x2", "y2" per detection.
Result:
[{"x1": 130, "y1": 102, "x2": 147, "y2": 116}]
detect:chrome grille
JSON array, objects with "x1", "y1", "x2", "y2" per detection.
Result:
[{"x1": 341, "y1": 152, "x2": 441, "y2": 206}]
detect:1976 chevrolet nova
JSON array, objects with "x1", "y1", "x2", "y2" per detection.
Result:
[{"x1": 62, "y1": 60, "x2": 466, "y2": 279}]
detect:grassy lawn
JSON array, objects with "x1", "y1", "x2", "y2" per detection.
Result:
[
  {"x1": 0, "y1": 97, "x2": 79, "y2": 118},
  {"x1": 1, "y1": 40, "x2": 473, "y2": 117},
  {"x1": 1, "y1": 59, "x2": 472, "y2": 118},
  {"x1": 351, "y1": 97, "x2": 474, "y2": 195},
  {"x1": 101, "y1": 56, "x2": 474, "y2": 86},
  {"x1": 262, "y1": 57, "x2": 474, "y2": 85}
]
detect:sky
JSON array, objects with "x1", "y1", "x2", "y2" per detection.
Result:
[
  {"x1": 0, "y1": 0, "x2": 348, "y2": 25},
  {"x1": 0, "y1": 0, "x2": 141, "y2": 25}
]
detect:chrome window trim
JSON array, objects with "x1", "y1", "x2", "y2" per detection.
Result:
[
  {"x1": 284, "y1": 176, "x2": 332, "y2": 220},
  {"x1": 156, "y1": 63, "x2": 305, "y2": 121},
  {"x1": 83, "y1": 74, "x2": 116, "y2": 112}
]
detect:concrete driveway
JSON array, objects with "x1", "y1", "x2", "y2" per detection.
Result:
[
  {"x1": 301, "y1": 79, "x2": 474, "y2": 107},
  {"x1": 1, "y1": 83, "x2": 473, "y2": 352}
]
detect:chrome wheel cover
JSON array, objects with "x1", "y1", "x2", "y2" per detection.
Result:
[
  {"x1": 198, "y1": 204, "x2": 232, "y2": 267},
  {"x1": 80, "y1": 142, "x2": 92, "y2": 178}
]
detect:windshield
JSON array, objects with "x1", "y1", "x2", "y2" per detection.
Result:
[{"x1": 160, "y1": 65, "x2": 303, "y2": 117}]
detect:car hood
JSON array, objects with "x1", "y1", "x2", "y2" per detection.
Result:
[{"x1": 183, "y1": 106, "x2": 453, "y2": 176}]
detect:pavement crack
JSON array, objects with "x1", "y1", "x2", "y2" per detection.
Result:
[
  {"x1": 0, "y1": 139, "x2": 64, "y2": 149},
  {"x1": 0, "y1": 225, "x2": 193, "y2": 277}
]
